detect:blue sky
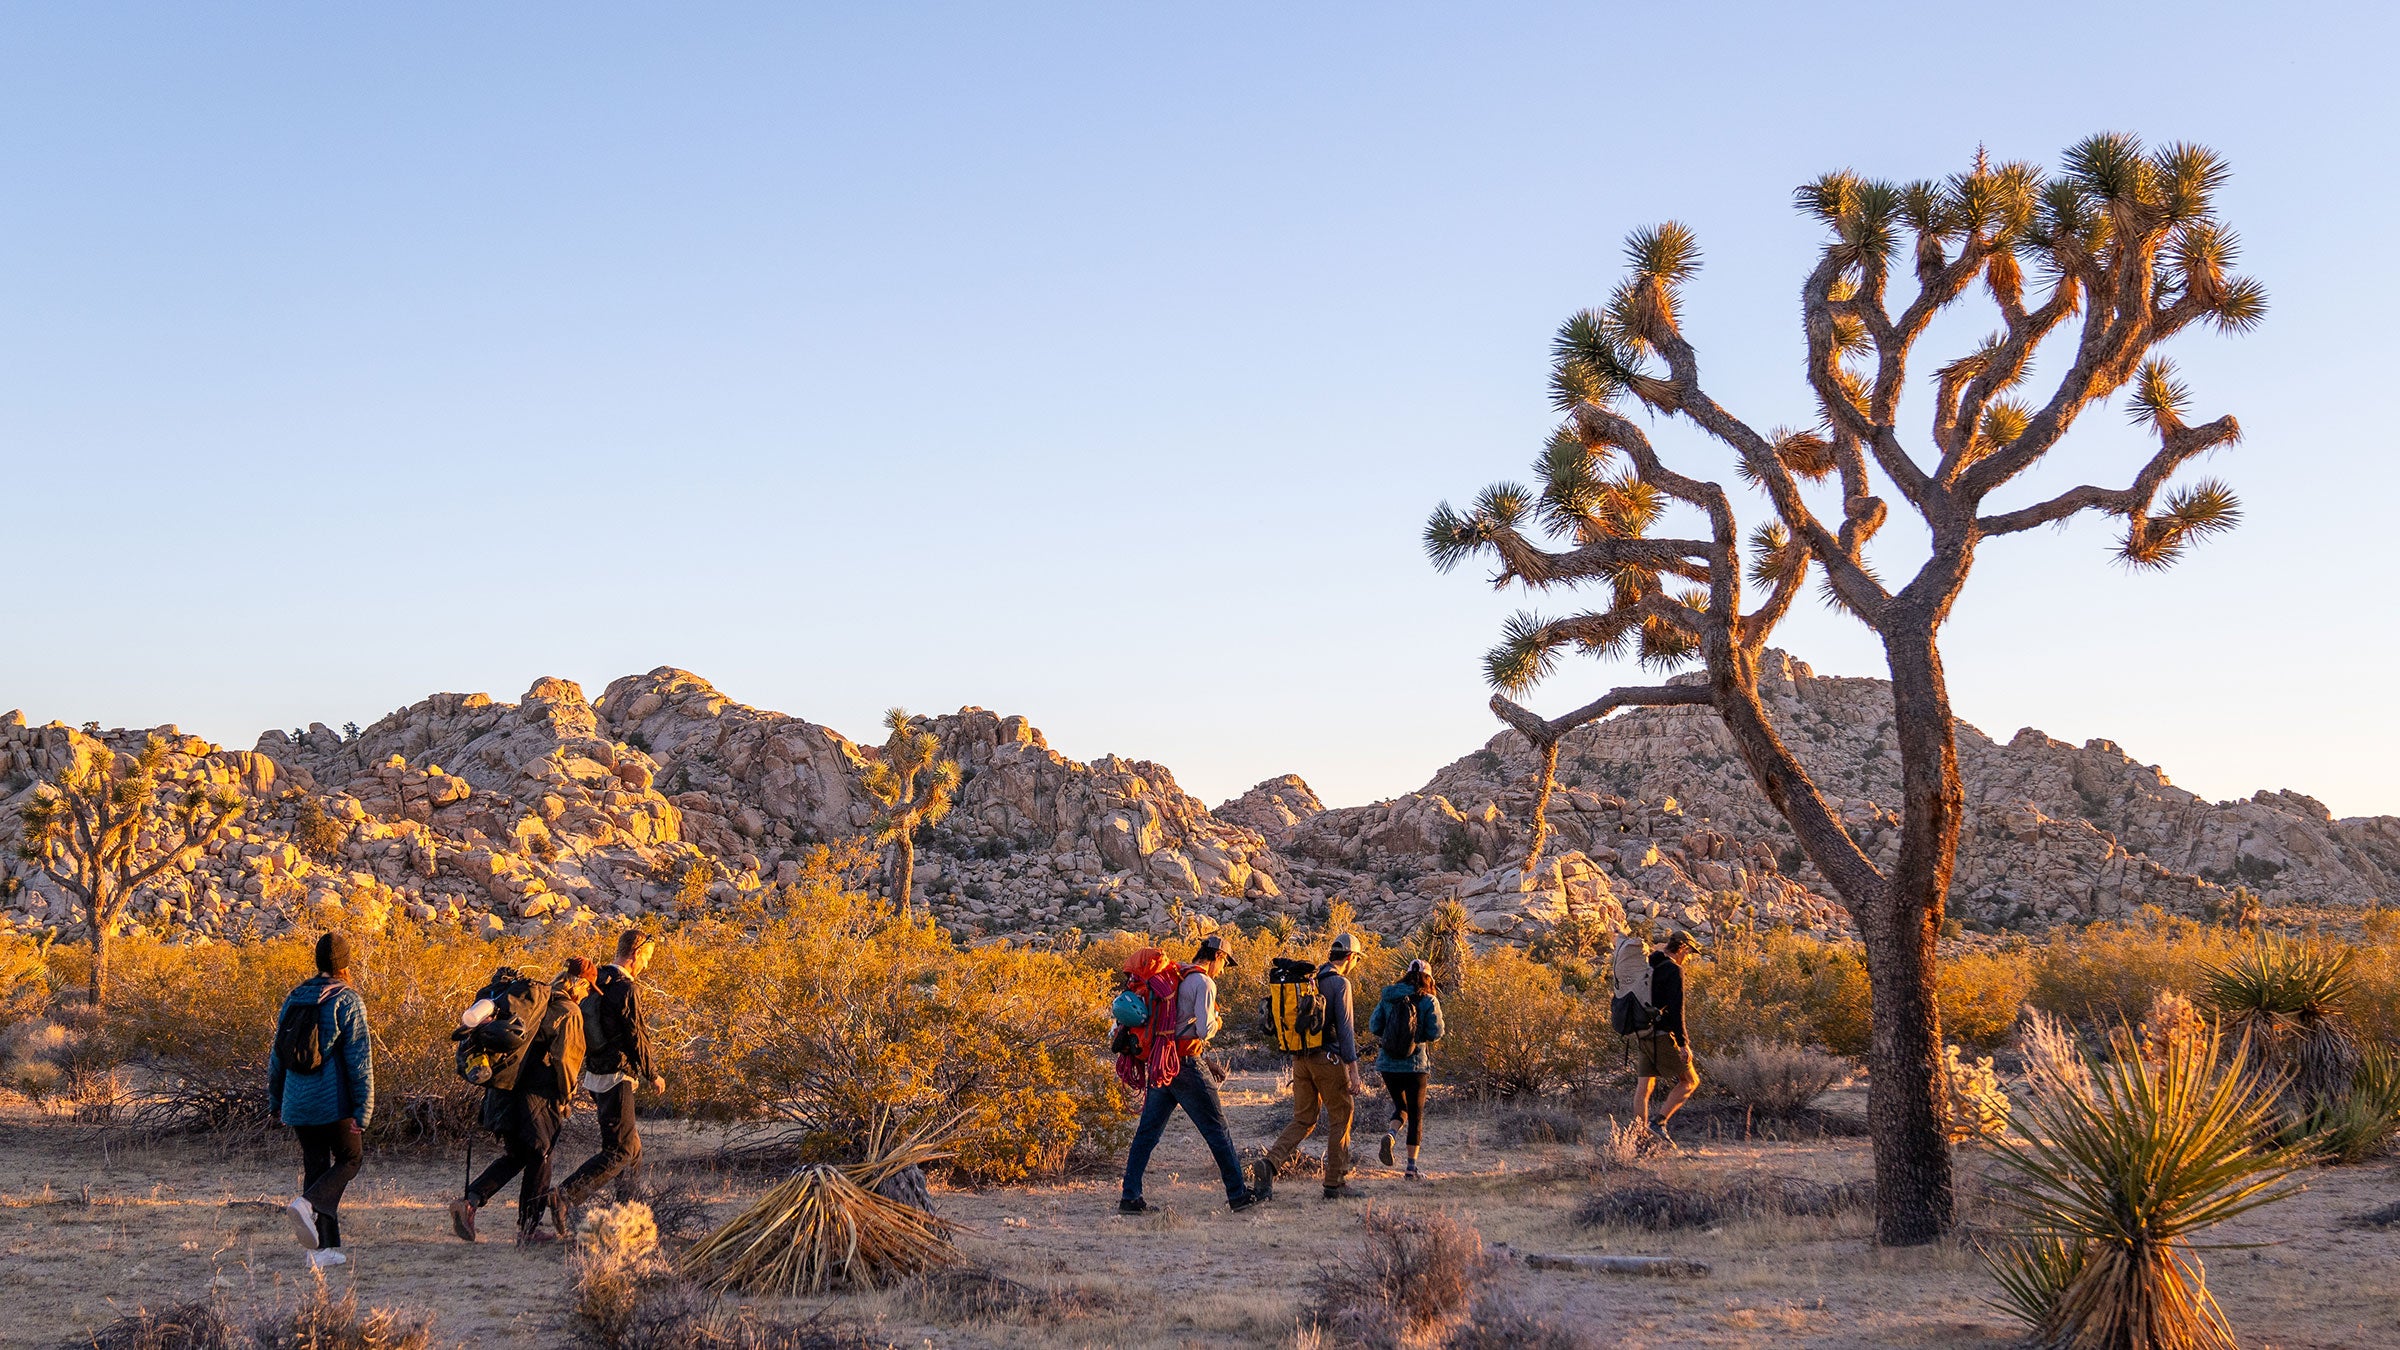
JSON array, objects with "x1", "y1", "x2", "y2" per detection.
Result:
[{"x1": 4, "y1": 3, "x2": 2395, "y2": 817}]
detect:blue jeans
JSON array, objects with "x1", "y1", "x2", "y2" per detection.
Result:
[{"x1": 1121, "y1": 1059, "x2": 1251, "y2": 1206}]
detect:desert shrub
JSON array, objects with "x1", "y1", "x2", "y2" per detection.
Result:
[
  {"x1": 1984, "y1": 1024, "x2": 2303, "y2": 1350},
  {"x1": 1436, "y1": 945, "x2": 1602, "y2": 1098},
  {"x1": 903, "y1": 1268, "x2": 1107, "y2": 1323},
  {"x1": 290, "y1": 796, "x2": 349, "y2": 862},
  {"x1": 1307, "y1": 1206, "x2": 1488, "y2": 1349},
  {"x1": 1491, "y1": 1105, "x2": 1586, "y2": 1146},
  {"x1": 656, "y1": 889, "x2": 1128, "y2": 1184},
  {"x1": 2020, "y1": 1008, "x2": 2093, "y2": 1102},
  {"x1": 1705, "y1": 1040, "x2": 1844, "y2": 1117},
  {"x1": 0, "y1": 926, "x2": 54, "y2": 1030},
  {"x1": 2299, "y1": 1045, "x2": 2400, "y2": 1164},
  {"x1": 2026, "y1": 912, "x2": 2243, "y2": 1025},
  {"x1": 1683, "y1": 929, "x2": 1869, "y2": 1056},
  {"x1": 1937, "y1": 950, "x2": 2035, "y2": 1052},
  {"x1": 1573, "y1": 1169, "x2": 1870, "y2": 1231},
  {"x1": 87, "y1": 1299, "x2": 243, "y2": 1350},
  {"x1": 90, "y1": 1281, "x2": 446, "y2": 1350}
]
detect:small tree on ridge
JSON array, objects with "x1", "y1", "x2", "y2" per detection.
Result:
[
  {"x1": 1427, "y1": 135, "x2": 2263, "y2": 1244},
  {"x1": 864, "y1": 708, "x2": 960, "y2": 912}
]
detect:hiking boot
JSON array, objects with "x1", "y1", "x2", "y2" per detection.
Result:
[
  {"x1": 307, "y1": 1248, "x2": 346, "y2": 1269},
  {"x1": 1116, "y1": 1197, "x2": 1151, "y2": 1215},
  {"x1": 285, "y1": 1196, "x2": 320, "y2": 1250},
  {"x1": 1229, "y1": 1191, "x2": 1265, "y2": 1213},
  {"x1": 1380, "y1": 1133, "x2": 1395, "y2": 1167},
  {"x1": 1322, "y1": 1183, "x2": 1364, "y2": 1200},
  {"x1": 1250, "y1": 1158, "x2": 1276, "y2": 1201},
  {"x1": 448, "y1": 1199, "x2": 479, "y2": 1243}
]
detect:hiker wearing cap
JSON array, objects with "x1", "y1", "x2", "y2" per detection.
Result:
[
  {"x1": 1256, "y1": 932, "x2": 1367, "y2": 1200},
  {"x1": 556, "y1": 929, "x2": 664, "y2": 1215},
  {"x1": 268, "y1": 932, "x2": 375, "y2": 1270},
  {"x1": 1636, "y1": 931, "x2": 1701, "y2": 1143},
  {"x1": 450, "y1": 958, "x2": 592, "y2": 1245},
  {"x1": 1119, "y1": 934, "x2": 1264, "y2": 1214},
  {"x1": 1368, "y1": 958, "x2": 1445, "y2": 1179}
]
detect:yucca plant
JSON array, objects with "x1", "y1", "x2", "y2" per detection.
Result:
[
  {"x1": 2298, "y1": 1045, "x2": 2400, "y2": 1164},
  {"x1": 1984, "y1": 1025, "x2": 2303, "y2": 1350},
  {"x1": 2198, "y1": 937, "x2": 2359, "y2": 1108}
]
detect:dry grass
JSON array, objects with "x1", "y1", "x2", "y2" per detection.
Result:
[
  {"x1": 1705, "y1": 1041, "x2": 1845, "y2": 1117},
  {"x1": 88, "y1": 1279, "x2": 442, "y2": 1350},
  {"x1": 1489, "y1": 1105, "x2": 1586, "y2": 1146},
  {"x1": 1306, "y1": 1206, "x2": 1489, "y2": 1349},
  {"x1": 1575, "y1": 1169, "x2": 1873, "y2": 1231}
]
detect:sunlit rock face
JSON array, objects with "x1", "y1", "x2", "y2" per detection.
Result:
[{"x1": 0, "y1": 652, "x2": 2391, "y2": 944}]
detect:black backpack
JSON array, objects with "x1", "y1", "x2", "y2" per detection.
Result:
[
  {"x1": 1378, "y1": 990, "x2": 1419, "y2": 1062},
  {"x1": 273, "y1": 981, "x2": 346, "y2": 1074},
  {"x1": 452, "y1": 967, "x2": 551, "y2": 1089}
]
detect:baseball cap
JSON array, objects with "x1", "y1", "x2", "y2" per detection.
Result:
[
  {"x1": 1329, "y1": 932, "x2": 1359, "y2": 956},
  {"x1": 1193, "y1": 934, "x2": 1237, "y2": 967}
]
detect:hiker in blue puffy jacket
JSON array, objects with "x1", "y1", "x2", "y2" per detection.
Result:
[
  {"x1": 267, "y1": 932, "x2": 376, "y2": 1269},
  {"x1": 1368, "y1": 959, "x2": 1444, "y2": 1179}
]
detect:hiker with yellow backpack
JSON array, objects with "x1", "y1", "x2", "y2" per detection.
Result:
[{"x1": 1254, "y1": 932, "x2": 1367, "y2": 1200}]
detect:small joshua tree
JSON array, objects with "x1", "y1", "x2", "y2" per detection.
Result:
[
  {"x1": 864, "y1": 709, "x2": 960, "y2": 912},
  {"x1": 1428, "y1": 135, "x2": 2263, "y2": 1243},
  {"x1": 15, "y1": 736, "x2": 243, "y2": 1009}
]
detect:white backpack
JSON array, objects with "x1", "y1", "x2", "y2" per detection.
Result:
[{"x1": 1609, "y1": 936, "x2": 1656, "y2": 1036}]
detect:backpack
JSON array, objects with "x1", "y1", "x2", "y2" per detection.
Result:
[
  {"x1": 1610, "y1": 935, "x2": 1657, "y2": 1036},
  {"x1": 273, "y1": 981, "x2": 346, "y2": 1075},
  {"x1": 452, "y1": 967, "x2": 552, "y2": 1089},
  {"x1": 1110, "y1": 948, "x2": 1185, "y2": 1091},
  {"x1": 1378, "y1": 989, "x2": 1419, "y2": 1062},
  {"x1": 1263, "y1": 956, "x2": 1328, "y2": 1053}
]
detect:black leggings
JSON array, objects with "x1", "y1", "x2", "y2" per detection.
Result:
[
  {"x1": 294, "y1": 1123, "x2": 363, "y2": 1249},
  {"x1": 1380, "y1": 1071, "x2": 1427, "y2": 1147}
]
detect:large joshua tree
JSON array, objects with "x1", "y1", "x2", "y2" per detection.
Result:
[
  {"x1": 863, "y1": 708, "x2": 961, "y2": 912},
  {"x1": 1427, "y1": 135, "x2": 2262, "y2": 1245},
  {"x1": 16, "y1": 735, "x2": 244, "y2": 1009}
]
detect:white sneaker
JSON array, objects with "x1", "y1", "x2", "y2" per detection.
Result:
[
  {"x1": 309, "y1": 1248, "x2": 347, "y2": 1269},
  {"x1": 286, "y1": 1196, "x2": 320, "y2": 1250}
]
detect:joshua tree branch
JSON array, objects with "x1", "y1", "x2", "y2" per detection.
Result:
[{"x1": 1976, "y1": 415, "x2": 2240, "y2": 536}]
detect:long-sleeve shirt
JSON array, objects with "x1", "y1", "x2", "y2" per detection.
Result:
[
  {"x1": 1649, "y1": 954, "x2": 1686, "y2": 1044},
  {"x1": 268, "y1": 975, "x2": 375, "y2": 1129},
  {"x1": 1175, "y1": 968, "x2": 1222, "y2": 1048},
  {"x1": 580, "y1": 964, "x2": 652, "y2": 1086},
  {"x1": 1318, "y1": 965, "x2": 1358, "y2": 1064}
]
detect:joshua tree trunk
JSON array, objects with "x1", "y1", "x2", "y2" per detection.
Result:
[
  {"x1": 1522, "y1": 739, "x2": 1561, "y2": 871},
  {"x1": 87, "y1": 902, "x2": 110, "y2": 1009},
  {"x1": 892, "y1": 834, "x2": 916, "y2": 911}
]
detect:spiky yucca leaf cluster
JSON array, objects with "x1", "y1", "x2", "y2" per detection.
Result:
[
  {"x1": 2198, "y1": 937, "x2": 2360, "y2": 1108},
  {"x1": 1985, "y1": 1025, "x2": 2302, "y2": 1350}
]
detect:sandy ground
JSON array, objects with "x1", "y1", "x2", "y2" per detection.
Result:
[{"x1": 4, "y1": 1078, "x2": 2396, "y2": 1349}]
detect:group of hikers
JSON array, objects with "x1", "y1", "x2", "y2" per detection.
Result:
[
  {"x1": 262, "y1": 920, "x2": 1702, "y2": 1263},
  {"x1": 1114, "y1": 926, "x2": 1700, "y2": 1212},
  {"x1": 266, "y1": 928, "x2": 663, "y2": 1266}
]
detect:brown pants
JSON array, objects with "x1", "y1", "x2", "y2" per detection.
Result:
[{"x1": 1267, "y1": 1054, "x2": 1355, "y2": 1187}]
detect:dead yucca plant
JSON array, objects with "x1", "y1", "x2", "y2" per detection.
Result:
[
  {"x1": 1984, "y1": 1024, "x2": 2303, "y2": 1350},
  {"x1": 682, "y1": 1112, "x2": 962, "y2": 1297},
  {"x1": 1705, "y1": 1039, "x2": 1845, "y2": 1118}
]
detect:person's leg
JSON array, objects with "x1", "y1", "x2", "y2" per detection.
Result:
[
  {"x1": 1119, "y1": 1086, "x2": 1180, "y2": 1205},
  {"x1": 1634, "y1": 1074, "x2": 1656, "y2": 1124},
  {"x1": 516, "y1": 1111, "x2": 561, "y2": 1237},
  {"x1": 466, "y1": 1138, "x2": 527, "y2": 1208},
  {"x1": 288, "y1": 1125, "x2": 331, "y2": 1248},
  {"x1": 1389, "y1": 1073, "x2": 1425, "y2": 1149},
  {"x1": 1321, "y1": 1066, "x2": 1355, "y2": 1189},
  {"x1": 302, "y1": 1123, "x2": 363, "y2": 1249},
  {"x1": 557, "y1": 1083, "x2": 640, "y2": 1207},
  {"x1": 1658, "y1": 1043, "x2": 1700, "y2": 1125},
  {"x1": 1265, "y1": 1057, "x2": 1323, "y2": 1170},
  {"x1": 1170, "y1": 1063, "x2": 1250, "y2": 1205}
]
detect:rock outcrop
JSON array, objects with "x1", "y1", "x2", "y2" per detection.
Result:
[{"x1": 1, "y1": 651, "x2": 2392, "y2": 946}]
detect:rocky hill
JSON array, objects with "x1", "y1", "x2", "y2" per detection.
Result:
[{"x1": 2, "y1": 652, "x2": 2393, "y2": 947}]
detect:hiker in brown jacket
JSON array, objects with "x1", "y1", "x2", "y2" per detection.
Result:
[{"x1": 450, "y1": 958, "x2": 592, "y2": 1244}]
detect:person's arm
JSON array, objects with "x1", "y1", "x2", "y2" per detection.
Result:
[
  {"x1": 624, "y1": 979, "x2": 656, "y2": 1083},
  {"x1": 338, "y1": 991, "x2": 375, "y2": 1130},
  {"x1": 1324, "y1": 972, "x2": 1357, "y2": 1063},
  {"x1": 267, "y1": 1015, "x2": 286, "y2": 1120},
  {"x1": 1421, "y1": 994, "x2": 1444, "y2": 1044},
  {"x1": 1368, "y1": 997, "x2": 1387, "y2": 1041},
  {"x1": 1657, "y1": 964, "x2": 1686, "y2": 1043},
  {"x1": 1178, "y1": 972, "x2": 1218, "y2": 1050}
]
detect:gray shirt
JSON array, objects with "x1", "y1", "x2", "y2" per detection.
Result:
[
  {"x1": 1319, "y1": 965, "x2": 1358, "y2": 1064},
  {"x1": 1176, "y1": 969, "x2": 1221, "y2": 1046}
]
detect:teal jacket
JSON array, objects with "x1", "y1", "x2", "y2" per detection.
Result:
[
  {"x1": 1367, "y1": 983, "x2": 1444, "y2": 1075},
  {"x1": 267, "y1": 975, "x2": 375, "y2": 1129}
]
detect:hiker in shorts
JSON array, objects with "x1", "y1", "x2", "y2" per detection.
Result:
[
  {"x1": 1256, "y1": 932, "x2": 1367, "y2": 1200},
  {"x1": 450, "y1": 958, "x2": 592, "y2": 1245},
  {"x1": 267, "y1": 932, "x2": 375, "y2": 1270},
  {"x1": 1368, "y1": 958, "x2": 1444, "y2": 1179},
  {"x1": 1119, "y1": 934, "x2": 1264, "y2": 1214},
  {"x1": 556, "y1": 929, "x2": 663, "y2": 1215},
  {"x1": 1636, "y1": 931, "x2": 1700, "y2": 1143}
]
